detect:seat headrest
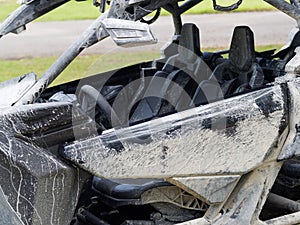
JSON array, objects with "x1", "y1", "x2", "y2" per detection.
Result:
[
  {"x1": 229, "y1": 26, "x2": 255, "y2": 71},
  {"x1": 178, "y1": 23, "x2": 202, "y2": 63}
]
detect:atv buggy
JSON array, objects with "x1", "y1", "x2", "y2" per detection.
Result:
[{"x1": 1, "y1": 0, "x2": 300, "y2": 224}]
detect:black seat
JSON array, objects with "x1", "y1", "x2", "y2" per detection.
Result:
[
  {"x1": 130, "y1": 23, "x2": 205, "y2": 124},
  {"x1": 192, "y1": 26, "x2": 264, "y2": 105}
]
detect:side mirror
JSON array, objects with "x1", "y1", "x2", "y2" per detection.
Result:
[{"x1": 100, "y1": 18, "x2": 157, "y2": 47}]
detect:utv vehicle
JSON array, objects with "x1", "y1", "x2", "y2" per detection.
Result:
[{"x1": 1, "y1": 0, "x2": 300, "y2": 224}]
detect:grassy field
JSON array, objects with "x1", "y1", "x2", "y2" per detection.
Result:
[
  {"x1": 0, "y1": 45, "x2": 281, "y2": 86},
  {"x1": 0, "y1": 0, "x2": 274, "y2": 22}
]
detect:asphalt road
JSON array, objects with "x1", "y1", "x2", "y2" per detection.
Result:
[{"x1": 0, "y1": 11, "x2": 297, "y2": 59}]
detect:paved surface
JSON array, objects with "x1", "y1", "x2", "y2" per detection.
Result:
[{"x1": 0, "y1": 11, "x2": 297, "y2": 59}]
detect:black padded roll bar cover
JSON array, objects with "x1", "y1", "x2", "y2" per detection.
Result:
[
  {"x1": 178, "y1": 23, "x2": 202, "y2": 63},
  {"x1": 229, "y1": 26, "x2": 255, "y2": 72}
]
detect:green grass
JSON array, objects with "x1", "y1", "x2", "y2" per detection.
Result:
[
  {"x1": 0, "y1": 0, "x2": 275, "y2": 22},
  {"x1": 0, "y1": 51, "x2": 161, "y2": 86},
  {"x1": 183, "y1": 0, "x2": 274, "y2": 15},
  {"x1": 0, "y1": 0, "x2": 101, "y2": 22},
  {"x1": 0, "y1": 45, "x2": 282, "y2": 86}
]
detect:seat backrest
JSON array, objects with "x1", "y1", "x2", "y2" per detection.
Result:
[
  {"x1": 177, "y1": 23, "x2": 202, "y2": 64},
  {"x1": 229, "y1": 26, "x2": 255, "y2": 72}
]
